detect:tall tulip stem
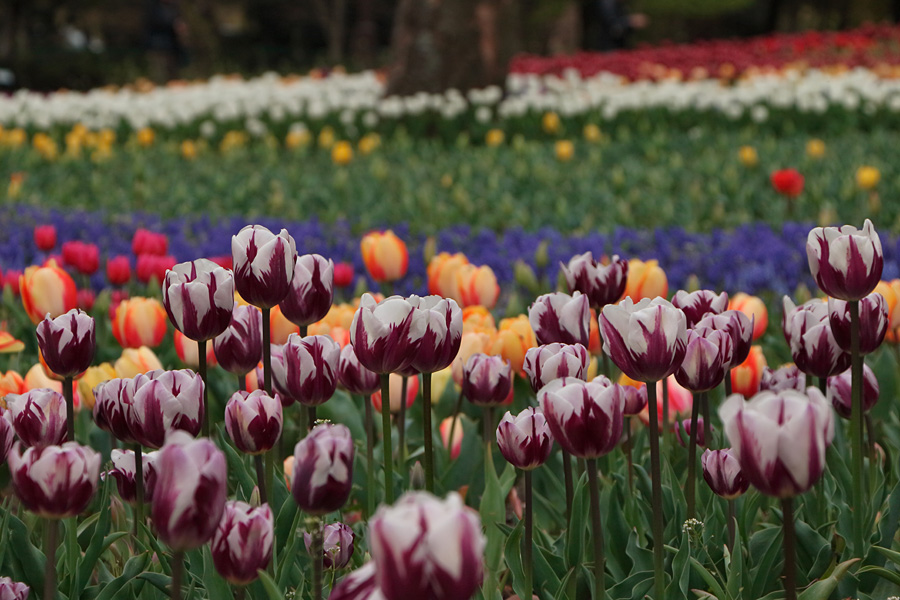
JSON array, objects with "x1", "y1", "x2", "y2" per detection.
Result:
[
  {"x1": 264, "y1": 450, "x2": 274, "y2": 511},
  {"x1": 254, "y1": 454, "x2": 268, "y2": 504},
  {"x1": 625, "y1": 423, "x2": 634, "y2": 493},
  {"x1": 198, "y1": 341, "x2": 209, "y2": 437},
  {"x1": 262, "y1": 308, "x2": 272, "y2": 395},
  {"x1": 380, "y1": 374, "x2": 394, "y2": 504},
  {"x1": 447, "y1": 388, "x2": 464, "y2": 451},
  {"x1": 817, "y1": 376, "x2": 827, "y2": 396},
  {"x1": 422, "y1": 372, "x2": 434, "y2": 493},
  {"x1": 849, "y1": 299, "x2": 865, "y2": 556},
  {"x1": 524, "y1": 469, "x2": 534, "y2": 600},
  {"x1": 64, "y1": 376, "x2": 75, "y2": 442},
  {"x1": 782, "y1": 498, "x2": 797, "y2": 600},
  {"x1": 363, "y1": 394, "x2": 376, "y2": 518},
  {"x1": 311, "y1": 518, "x2": 324, "y2": 600},
  {"x1": 562, "y1": 450, "x2": 574, "y2": 523},
  {"x1": 701, "y1": 394, "x2": 712, "y2": 448},
  {"x1": 661, "y1": 379, "x2": 669, "y2": 449},
  {"x1": 43, "y1": 520, "x2": 58, "y2": 600},
  {"x1": 724, "y1": 372, "x2": 732, "y2": 397},
  {"x1": 586, "y1": 458, "x2": 606, "y2": 600},
  {"x1": 307, "y1": 406, "x2": 317, "y2": 431},
  {"x1": 399, "y1": 376, "x2": 409, "y2": 466},
  {"x1": 727, "y1": 499, "x2": 735, "y2": 552},
  {"x1": 647, "y1": 381, "x2": 666, "y2": 600},
  {"x1": 686, "y1": 392, "x2": 702, "y2": 519},
  {"x1": 134, "y1": 444, "x2": 145, "y2": 539},
  {"x1": 171, "y1": 551, "x2": 184, "y2": 600}
]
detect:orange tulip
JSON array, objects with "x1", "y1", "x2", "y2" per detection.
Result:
[
  {"x1": 876, "y1": 280, "x2": 900, "y2": 342},
  {"x1": 428, "y1": 252, "x2": 469, "y2": 300},
  {"x1": 269, "y1": 305, "x2": 299, "y2": 345},
  {"x1": 458, "y1": 264, "x2": 500, "y2": 309},
  {"x1": 371, "y1": 372, "x2": 420, "y2": 413},
  {"x1": 588, "y1": 310, "x2": 602, "y2": 354},
  {"x1": 24, "y1": 363, "x2": 81, "y2": 409},
  {"x1": 20, "y1": 259, "x2": 78, "y2": 324},
  {"x1": 731, "y1": 345, "x2": 766, "y2": 397},
  {"x1": 283, "y1": 456, "x2": 295, "y2": 488},
  {"x1": 0, "y1": 331, "x2": 24, "y2": 353},
  {"x1": 111, "y1": 297, "x2": 168, "y2": 348},
  {"x1": 114, "y1": 346, "x2": 163, "y2": 378},
  {"x1": 360, "y1": 230, "x2": 409, "y2": 282},
  {"x1": 491, "y1": 315, "x2": 537, "y2": 377},
  {"x1": 728, "y1": 293, "x2": 768, "y2": 341},
  {"x1": 439, "y1": 415, "x2": 465, "y2": 460},
  {"x1": 452, "y1": 331, "x2": 495, "y2": 385},
  {"x1": 174, "y1": 330, "x2": 217, "y2": 368},
  {"x1": 0, "y1": 370, "x2": 26, "y2": 407},
  {"x1": 77, "y1": 363, "x2": 117, "y2": 410},
  {"x1": 623, "y1": 259, "x2": 668, "y2": 301},
  {"x1": 462, "y1": 306, "x2": 496, "y2": 334}
]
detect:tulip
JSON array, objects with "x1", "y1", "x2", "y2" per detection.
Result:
[
  {"x1": 523, "y1": 343, "x2": 589, "y2": 393},
  {"x1": 173, "y1": 331, "x2": 217, "y2": 369},
  {"x1": 828, "y1": 364, "x2": 879, "y2": 419},
  {"x1": 75, "y1": 363, "x2": 116, "y2": 411},
  {"x1": 675, "y1": 417, "x2": 706, "y2": 447},
  {"x1": 407, "y1": 295, "x2": 462, "y2": 374},
  {"x1": 0, "y1": 417, "x2": 13, "y2": 466},
  {"x1": 0, "y1": 578, "x2": 29, "y2": 600},
  {"x1": 697, "y1": 310, "x2": 754, "y2": 368},
  {"x1": 855, "y1": 166, "x2": 880, "y2": 191},
  {"x1": 539, "y1": 376, "x2": 623, "y2": 459},
  {"x1": 106, "y1": 255, "x2": 131, "y2": 285},
  {"x1": 491, "y1": 315, "x2": 538, "y2": 377},
  {"x1": 675, "y1": 327, "x2": 733, "y2": 393},
  {"x1": 213, "y1": 305, "x2": 263, "y2": 376},
  {"x1": 21, "y1": 260, "x2": 78, "y2": 324},
  {"x1": 279, "y1": 254, "x2": 335, "y2": 327},
  {"x1": 370, "y1": 491, "x2": 485, "y2": 600},
  {"x1": 34, "y1": 225, "x2": 56, "y2": 251},
  {"x1": 132, "y1": 229, "x2": 168, "y2": 256},
  {"x1": 623, "y1": 258, "x2": 668, "y2": 301},
  {"x1": 806, "y1": 139, "x2": 825, "y2": 158},
  {"x1": 232, "y1": 225, "x2": 297, "y2": 309},
  {"x1": 807, "y1": 220, "x2": 883, "y2": 302},
  {"x1": 304, "y1": 522, "x2": 355, "y2": 569},
  {"x1": 211, "y1": 501, "x2": 274, "y2": 586},
  {"x1": 360, "y1": 230, "x2": 408, "y2": 283},
  {"x1": 731, "y1": 345, "x2": 766, "y2": 397},
  {"x1": 561, "y1": 252, "x2": 628, "y2": 310},
  {"x1": 672, "y1": 290, "x2": 729, "y2": 328},
  {"x1": 10, "y1": 441, "x2": 100, "y2": 519},
  {"x1": 224, "y1": 390, "x2": 283, "y2": 454},
  {"x1": 457, "y1": 264, "x2": 500, "y2": 309},
  {"x1": 427, "y1": 252, "x2": 469, "y2": 301},
  {"x1": 279, "y1": 334, "x2": 341, "y2": 406},
  {"x1": 337, "y1": 345, "x2": 380, "y2": 396},
  {"x1": 105, "y1": 448, "x2": 158, "y2": 503},
  {"x1": 36, "y1": 309, "x2": 95, "y2": 378},
  {"x1": 61, "y1": 241, "x2": 99, "y2": 276},
  {"x1": 439, "y1": 416, "x2": 464, "y2": 460},
  {"x1": 760, "y1": 365, "x2": 805, "y2": 393},
  {"x1": 701, "y1": 448, "x2": 749, "y2": 499},
  {"x1": 136, "y1": 254, "x2": 176, "y2": 284},
  {"x1": 770, "y1": 168, "x2": 804, "y2": 197},
  {"x1": 782, "y1": 298, "x2": 850, "y2": 378},
  {"x1": 828, "y1": 293, "x2": 888, "y2": 355},
  {"x1": 462, "y1": 354, "x2": 513, "y2": 406},
  {"x1": 5, "y1": 388, "x2": 67, "y2": 447},
  {"x1": 329, "y1": 562, "x2": 381, "y2": 600},
  {"x1": 738, "y1": 145, "x2": 758, "y2": 167},
  {"x1": 350, "y1": 294, "x2": 421, "y2": 374},
  {"x1": 152, "y1": 431, "x2": 228, "y2": 551},
  {"x1": 496, "y1": 407, "x2": 553, "y2": 470},
  {"x1": 371, "y1": 372, "x2": 419, "y2": 413},
  {"x1": 129, "y1": 370, "x2": 204, "y2": 449},
  {"x1": 162, "y1": 259, "x2": 235, "y2": 342},
  {"x1": 111, "y1": 297, "x2": 167, "y2": 348},
  {"x1": 114, "y1": 346, "x2": 163, "y2": 378},
  {"x1": 728, "y1": 293, "x2": 768, "y2": 341},
  {"x1": 529, "y1": 292, "x2": 590, "y2": 347},
  {"x1": 0, "y1": 370, "x2": 26, "y2": 402},
  {"x1": 291, "y1": 424, "x2": 355, "y2": 515},
  {"x1": 621, "y1": 383, "x2": 648, "y2": 416},
  {"x1": 334, "y1": 262, "x2": 354, "y2": 288},
  {"x1": 92, "y1": 378, "x2": 138, "y2": 444}
]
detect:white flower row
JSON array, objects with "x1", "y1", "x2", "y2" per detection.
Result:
[{"x1": 2, "y1": 66, "x2": 899, "y2": 133}]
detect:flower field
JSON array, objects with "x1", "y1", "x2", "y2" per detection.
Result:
[{"x1": 2, "y1": 24, "x2": 900, "y2": 600}]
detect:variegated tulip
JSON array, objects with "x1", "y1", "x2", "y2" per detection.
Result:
[
  {"x1": 105, "y1": 448, "x2": 158, "y2": 503},
  {"x1": 213, "y1": 304, "x2": 263, "y2": 376},
  {"x1": 9, "y1": 442, "x2": 100, "y2": 518},
  {"x1": 828, "y1": 293, "x2": 888, "y2": 355},
  {"x1": 5, "y1": 389, "x2": 67, "y2": 447},
  {"x1": 291, "y1": 424, "x2": 355, "y2": 515},
  {"x1": 760, "y1": 365, "x2": 805, "y2": 393},
  {"x1": 672, "y1": 290, "x2": 729, "y2": 328},
  {"x1": 462, "y1": 354, "x2": 513, "y2": 406},
  {"x1": 561, "y1": 252, "x2": 628, "y2": 309},
  {"x1": 522, "y1": 343, "x2": 589, "y2": 393},
  {"x1": 279, "y1": 254, "x2": 334, "y2": 327},
  {"x1": 529, "y1": 292, "x2": 590, "y2": 347},
  {"x1": 782, "y1": 297, "x2": 850, "y2": 378},
  {"x1": 539, "y1": 376, "x2": 623, "y2": 458},
  {"x1": 674, "y1": 327, "x2": 733, "y2": 392},
  {"x1": 337, "y1": 344, "x2": 380, "y2": 396},
  {"x1": 224, "y1": 390, "x2": 283, "y2": 454},
  {"x1": 304, "y1": 522, "x2": 355, "y2": 569},
  {"x1": 807, "y1": 219, "x2": 883, "y2": 301},
  {"x1": 701, "y1": 448, "x2": 749, "y2": 499},
  {"x1": 211, "y1": 501, "x2": 274, "y2": 585},
  {"x1": 232, "y1": 225, "x2": 297, "y2": 308},
  {"x1": 350, "y1": 294, "x2": 421, "y2": 374},
  {"x1": 496, "y1": 407, "x2": 553, "y2": 470},
  {"x1": 279, "y1": 334, "x2": 341, "y2": 406},
  {"x1": 162, "y1": 259, "x2": 235, "y2": 341},
  {"x1": 36, "y1": 309, "x2": 95, "y2": 377},
  {"x1": 129, "y1": 370, "x2": 203, "y2": 449},
  {"x1": 828, "y1": 364, "x2": 879, "y2": 419},
  {"x1": 407, "y1": 295, "x2": 463, "y2": 374}
]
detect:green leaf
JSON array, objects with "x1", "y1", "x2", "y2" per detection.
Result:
[
  {"x1": 276, "y1": 503, "x2": 304, "y2": 589},
  {"x1": 219, "y1": 430, "x2": 257, "y2": 499},
  {"x1": 136, "y1": 572, "x2": 173, "y2": 595},
  {"x1": 75, "y1": 479, "x2": 113, "y2": 598},
  {"x1": 873, "y1": 545, "x2": 900, "y2": 569},
  {"x1": 479, "y1": 448, "x2": 512, "y2": 600},
  {"x1": 137, "y1": 522, "x2": 170, "y2": 575},
  {"x1": 607, "y1": 569, "x2": 654, "y2": 600},
  {"x1": 689, "y1": 557, "x2": 727, "y2": 600},
  {"x1": 856, "y1": 566, "x2": 900, "y2": 587},
  {"x1": 565, "y1": 471, "x2": 588, "y2": 570},
  {"x1": 748, "y1": 526, "x2": 782, "y2": 599},
  {"x1": 799, "y1": 559, "x2": 859, "y2": 600},
  {"x1": 257, "y1": 570, "x2": 285, "y2": 600},
  {"x1": 503, "y1": 518, "x2": 528, "y2": 600},
  {"x1": 202, "y1": 545, "x2": 233, "y2": 599},
  {"x1": 667, "y1": 531, "x2": 690, "y2": 597},
  {"x1": 94, "y1": 552, "x2": 151, "y2": 600},
  {"x1": 725, "y1": 516, "x2": 744, "y2": 600},
  {"x1": 9, "y1": 513, "x2": 46, "y2": 596}
]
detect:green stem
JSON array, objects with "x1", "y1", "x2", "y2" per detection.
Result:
[
  {"x1": 625, "y1": 422, "x2": 634, "y2": 494},
  {"x1": 311, "y1": 518, "x2": 323, "y2": 600},
  {"x1": 849, "y1": 299, "x2": 865, "y2": 556},
  {"x1": 67, "y1": 516, "x2": 78, "y2": 594},
  {"x1": 262, "y1": 308, "x2": 272, "y2": 395},
  {"x1": 647, "y1": 380, "x2": 666, "y2": 600},
  {"x1": 380, "y1": 373, "x2": 394, "y2": 505},
  {"x1": 399, "y1": 376, "x2": 408, "y2": 467},
  {"x1": 782, "y1": 498, "x2": 796, "y2": 600},
  {"x1": 586, "y1": 458, "x2": 606, "y2": 600},
  {"x1": 43, "y1": 520, "x2": 58, "y2": 600},
  {"x1": 254, "y1": 454, "x2": 268, "y2": 504},
  {"x1": 307, "y1": 406, "x2": 317, "y2": 431},
  {"x1": 724, "y1": 372, "x2": 732, "y2": 397},
  {"x1": 264, "y1": 450, "x2": 275, "y2": 513},
  {"x1": 524, "y1": 469, "x2": 534, "y2": 600},
  {"x1": 198, "y1": 340, "x2": 209, "y2": 437},
  {"x1": 64, "y1": 376, "x2": 74, "y2": 442},
  {"x1": 686, "y1": 392, "x2": 701, "y2": 519},
  {"x1": 447, "y1": 387, "x2": 464, "y2": 452},
  {"x1": 422, "y1": 372, "x2": 434, "y2": 493},
  {"x1": 817, "y1": 376, "x2": 827, "y2": 396},
  {"x1": 562, "y1": 449, "x2": 574, "y2": 523},
  {"x1": 134, "y1": 444, "x2": 144, "y2": 540},
  {"x1": 171, "y1": 550, "x2": 184, "y2": 600},
  {"x1": 364, "y1": 394, "x2": 376, "y2": 518},
  {"x1": 661, "y1": 378, "x2": 669, "y2": 450},
  {"x1": 701, "y1": 393, "x2": 712, "y2": 449},
  {"x1": 727, "y1": 499, "x2": 735, "y2": 553}
]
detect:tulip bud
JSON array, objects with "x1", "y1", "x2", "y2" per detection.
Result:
[
  {"x1": 350, "y1": 294, "x2": 421, "y2": 374},
  {"x1": 111, "y1": 297, "x2": 167, "y2": 349},
  {"x1": 730, "y1": 345, "x2": 767, "y2": 397},
  {"x1": 523, "y1": 343, "x2": 589, "y2": 393},
  {"x1": 529, "y1": 292, "x2": 590, "y2": 347},
  {"x1": 337, "y1": 345, "x2": 380, "y2": 396},
  {"x1": 105, "y1": 448, "x2": 158, "y2": 503},
  {"x1": 462, "y1": 354, "x2": 513, "y2": 406},
  {"x1": 759, "y1": 365, "x2": 805, "y2": 393},
  {"x1": 782, "y1": 297, "x2": 850, "y2": 378},
  {"x1": 291, "y1": 424, "x2": 355, "y2": 515},
  {"x1": 407, "y1": 295, "x2": 463, "y2": 373},
  {"x1": 224, "y1": 390, "x2": 283, "y2": 454},
  {"x1": 213, "y1": 305, "x2": 263, "y2": 376},
  {"x1": 496, "y1": 407, "x2": 553, "y2": 470},
  {"x1": 675, "y1": 417, "x2": 707, "y2": 447},
  {"x1": 153, "y1": 431, "x2": 228, "y2": 551},
  {"x1": 20, "y1": 260, "x2": 78, "y2": 325},
  {"x1": 9, "y1": 442, "x2": 100, "y2": 518},
  {"x1": 34, "y1": 225, "x2": 56, "y2": 251},
  {"x1": 35, "y1": 309, "x2": 95, "y2": 378},
  {"x1": 360, "y1": 230, "x2": 408, "y2": 283},
  {"x1": 232, "y1": 225, "x2": 298, "y2": 309},
  {"x1": 129, "y1": 370, "x2": 204, "y2": 449},
  {"x1": 539, "y1": 377, "x2": 623, "y2": 458},
  {"x1": 828, "y1": 364, "x2": 879, "y2": 419},
  {"x1": 279, "y1": 334, "x2": 341, "y2": 406},
  {"x1": 106, "y1": 255, "x2": 131, "y2": 286},
  {"x1": 5, "y1": 389, "x2": 67, "y2": 447},
  {"x1": 828, "y1": 293, "x2": 888, "y2": 355},
  {"x1": 279, "y1": 254, "x2": 335, "y2": 327},
  {"x1": 728, "y1": 293, "x2": 768, "y2": 341},
  {"x1": 114, "y1": 346, "x2": 163, "y2": 378},
  {"x1": 0, "y1": 577, "x2": 29, "y2": 600},
  {"x1": 807, "y1": 219, "x2": 883, "y2": 301},
  {"x1": 513, "y1": 260, "x2": 540, "y2": 296},
  {"x1": 701, "y1": 448, "x2": 749, "y2": 499},
  {"x1": 410, "y1": 462, "x2": 426, "y2": 490},
  {"x1": 92, "y1": 378, "x2": 138, "y2": 444},
  {"x1": 304, "y1": 522, "x2": 355, "y2": 569},
  {"x1": 675, "y1": 327, "x2": 733, "y2": 392},
  {"x1": 162, "y1": 259, "x2": 235, "y2": 342},
  {"x1": 132, "y1": 229, "x2": 169, "y2": 256},
  {"x1": 623, "y1": 258, "x2": 668, "y2": 302},
  {"x1": 439, "y1": 416, "x2": 464, "y2": 460},
  {"x1": 334, "y1": 262, "x2": 354, "y2": 288},
  {"x1": 621, "y1": 383, "x2": 648, "y2": 416},
  {"x1": 561, "y1": 252, "x2": 628, "y2": 310},
  {"x1": 672, "y1": 290, "x2": 728, "y2": 328},
  {"x1": 211, "y1": 501, "x2": 274, "y2": 585},
  {"x1": 770, "y1": 168, "x2": 804, "y2": 197}
]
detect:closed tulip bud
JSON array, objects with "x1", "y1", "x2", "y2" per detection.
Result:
[
  {"x1": 408, "y1": 295, "x2": 463, "y2": 373},
  {"x1": 701, "y1": 448, "x2": 749, "y2": 499},
  {"x1": 600, "y1": 297, "x2": 687, "y2": 383},
  {"x1": 106, "y1": 255, "x2": 131, "y2": 286},
  {"x1": 361, "y1": 230, "x2": 408, "y2": 283},
  {"x1": 807, "y1": 219, "x2": 883, "y2": 301},
  {"x1": 675, "y1": 327, "x2": 733, "y2": 392},
  {"x1": 334, "y1": 262, "x2": 354, "y2": 288},
  {"x1": 722, "y1": 388, "x2": 834, "y2": 498},
  {"x1": 623, "y1": 258, "x2": 668, "y2": 302},
  {"x1": 129, "y1": 370, "x2": 204, "y2": 449},
  {"x1": 224, "y1": 390, "x2": 283, "y2": 454},
  {"x1": 621, "y1": 383, "x2": 648, "y2": 416},
  {"x1": 35, "y1": 308, "x2": 95, "y2": 378},
  {"x1": 675, "y1": 417, "x2": 707, "y2": 447},
  {"x1": 350, "y1": 294, "x2": 421, "y2": 374},
  {"x1": 523, "y1": 343, "x2": 589, "y2": 393},
  {"x1": 291, "y1": 424, "x2": 355, "y2": 515},
  {"x1": 279, "y1": 254, "x2": 335, "y2": 327},
  {"x1": 561, "y1": 252, "x2": 628, "y2": 310},
  {"x1": 728, "y1": 293, "x2": 768, "y2": 341},
  {"x1": 371, "y1": 372, "x2": 419, "y2": 413},
  {"x1": 0, "y1": 577, "x2": 29, "y2": 600},
  {"x1": 213, "y1": 305, "x2": 263, "y2": 375},
  {"x1": 232, "y1": 225, "x2": 297, "y2": 309},
  {"x1": 211, "y1": 501, "x2": 274, "y2": 585},
  {"x1": 20, "y1": 260, "x2": 78, "y2": 324},
  {"x1": 513, "y1": 260, "x2": 540, "y2": 295},
  {"x1": 529, "y1": 292, "x2": 590, "y2": 346},
  {"x1": 782, "y1": 297, "x2": 850, "y2": 378},
  {"x1": 162, "y1": 259, "x2": 235, "y2": 341},
  {"x1": 279, "y1": 334, "x2": 340, "y2": 406},
  {"x1": 5, "y1": 389, "x2": 67, "y2": 447},
  {"x1": 440, "y1": 416, "x2": 464, "y2": 460},
  {"x1": 61, "y1": 241, "x2": 99, "y2": 276},
  {"x1": 112, "y1": 297, "x2": 167, "y2": 348},
  {"x1": 136, "y1": 254, "x2": 176, "y2": 284},
  {"x1": 672, "y1": 290, "x2": 729, "y2": 328},
  {"x1": 760, "y1": 365, "x2": 805, "y2": 393},
  {"x1": 371, "y1": 491, "x2": 485, "y2": 600},
  {"x1": 462, "y1": 354, "x2": 513, "y2": 406},
  {"x1": 34, "y1": 225, "x2": 56, "y2": 251},
  {"x1": 77, "y1": 363, "x2": 117, "y2": 411},
  {"x1": 730, "y1": 345, "x2": 767, "y2": 397},
  {"x1": 496, "y1": 407, "x2": 553, "y2": 470},
  {"x1": 337, "y1": 344, "x2": 380, "y2": 396},
  {"x1": 152, "y1": 431, "x2": 228, "y2": 551},
  {"x1": 9, "y1": 442, "x2": 100, "y2": 518},
  {"x1": 457, "y1": 264, "x2": 500, "y2": 309},
  {"x1": 697, "y1": 310, "x2": 753, "y2": 367},
  {"x1": 828, "y1": 364, "x2": 879, "y2": 419},
  {"x1": 329, "y1": 562, "x2": 381, "y2": 600},
  {"x1": 105, "y1": 448, "x2": 158, "y2": 503},
  {"x1": 828, "y1": 293, "x2": 888, "y2": 355},
  {"x1": 114, "y1": 346, "x2": 163, "y2": 378},
  {"x1": 92, "y1": 378, "x2": 138, "y2": 443},
  {"x1": 427, "y1": 252, "x2": 469, "y2": 300},
  {"x1": 770, "y1": 168, "x2": 804, "y2": 197},
  {"x1": 132, "y1": 228, "x2": 169, "y2": 256},
  {"x1": 539, "y1": 377, "x2": 623, "y2": 458},
  {"x1": 304, "y1": 522, "x2": 355, "y2": 569}
]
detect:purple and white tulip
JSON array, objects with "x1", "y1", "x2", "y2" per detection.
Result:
[
  {"x1": 92, "y1": 378, "x2": 138, "y2": 444},
  {"x1": 162, "y1": 259, "x2": 235, "y2": 342},
  {"x1": 9, "y1": 442, "x2": 100, "y2": 518},
  {"x1": 828, "y1": 364, "x2": 879, "y2": 419},
  {"x1": 407, "y1": 295, "x2": 463, "y2": 374},
  {"x1": 211, "y1": 500, "x2": 274, "y2": 585},
  {"x1": 528, "y1": 291, "x2": 591, "y2": 347},
  {"x1": 0, "y1": 578, "x2": 29, "y2": 600},
  {"x1": 279, "y1": 334, "x2": 341, "y2": 406},
  {"x1": 4, "y1": 389, "x2": 67, "y2": 448},
  {"x1": 461, "y1": 353, "x2": 513, "y2": 406},
  {"x1": 496, "y1": 407, "x2": 553, "y2": 470},
  {"x1": 232, "y1": 225, "x2": 297, "y2": 309},
  {"x1": 279, "y1": 254, "x2": 335, "y2": 327},
  {"x1": 104, "y1": 448, "x2": 158, "y2": 503},
  {"x1": 621, "y1": 383, "x2": 648, "y2": 416},
  {"x1": 807, "y1": 219, "x2": 883, "y2": 301},
  {"x1": 701, "y1": 448, "x2": 749, "y2": 499},
  {"x1": 522, "y1": 343, "x2": 589, "y2": 394},
  {"x1": 291, "y1": 424, "x2": 355, "y2": 515},
  {"x1": 330, "y1": 562, "x2": 384, "y2": 600},
  {"x1": 350, "y1": 294, "x2": 422, "y2": 375},
  {"x1": 539, "y1": 376, "x2": 624, "y2": 459},
  {"x1": 304, "y1": 522, "x2": 355, "y2": 569},
  {"x1": 224, "y1": 390, "x2": 283, "y2": 454},
  {"x1": 696, "y1": 310, "x2": 754, "y2": 368},
  {"x1": 213, "y1": 305, "x2": 263, "y2": 376},
  {"x1": 36, "y1": 309, "x2": 96, "y2": 377},
  {"x1": 675, "y1": 327, "x2": 733, "y2": 392},
  {"x1": 759, "y1": 365, "x2": 805, "y2": 393},
  {"x1": 0, "y1": 417, "x2": 13, "y2": 466},
  {"x1": 129, "y1": 370, "x2": 204, "y2": 449},
  {"x1": 782, "y1": 297, "x2": 850, "y2": 378},
  {"x1": 828, "y1": 293, "x2": 888, "y2": 355},
  {"x1": 675, "y1": 417, "x2": 707, "y2": 448},
  {"x1": 672, "y1": 290, "x2": 729, "y2": 328},
  {"x1": 337, "y1": 344, "x2": 381, "y2": 396},
  {"x1": 560, "y1": 252, "x2": 628, "y2": 310}
]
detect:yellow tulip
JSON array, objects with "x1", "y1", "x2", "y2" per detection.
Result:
[
  {"x1": 332, "y1": 141, "x2": 354, "y2": 165},
  {"x1": 77, "y1": 363, "x2": 117, "y2": 410},
  {"x1": 738, "y1": 146, "x2": 758, "y2": 167},
  {"x1": 555, "y1": 140, "x2": 574, "y2": 162},
  {"x1": 855, "y1": 166, "x2": 880, "y2": 190},
  {"x1": 806, "y1": 139, "x2": 826, "y2": 159}
]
